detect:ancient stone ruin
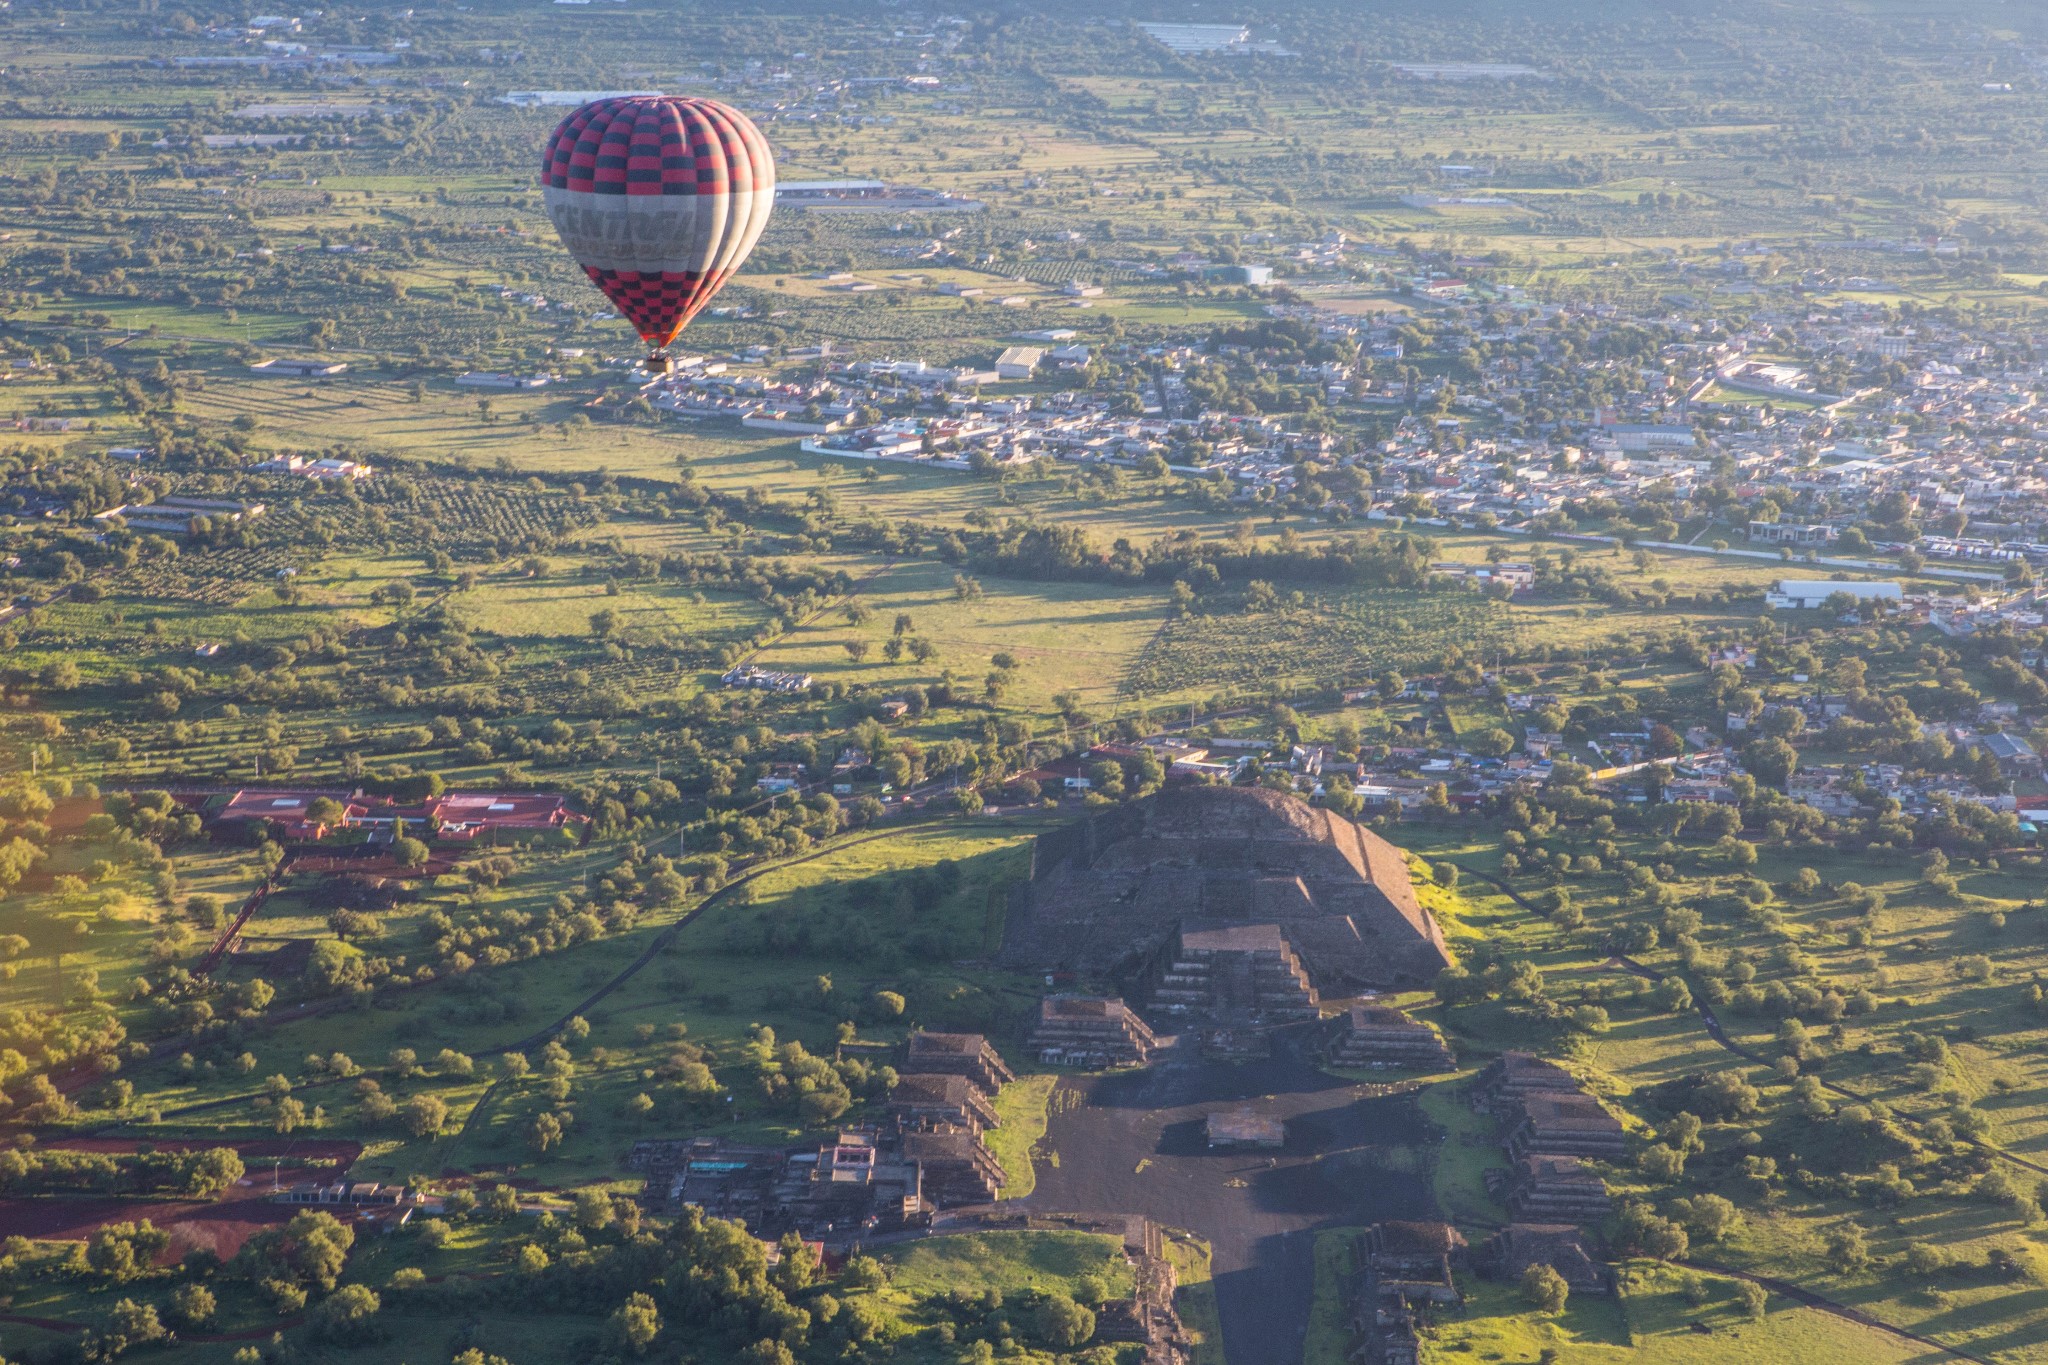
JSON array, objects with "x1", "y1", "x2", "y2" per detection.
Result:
[
  {"x1": 1001, "y1": 787, "x2": 1452, "y2": 1005},
  {"x1": 1475, "y1": 1052, "x2": 1626, "y2": 1161},
  {"x1": 1027, "y1": 995, "x2": 1161, "y2": 1068},
  {"x1": 1151, "y1": 922, "x2": 1320, "y2": 1022},
  {"x1": 1487, "y1": 1154, "x2": 1614, "y2": 1223},
  {"x1": 901, "y1": 1030, "x2": 1017, "y2": 1094},
  {"x1": 1326, "y1": 1003, "x2": 1456, "y2": 1072}
]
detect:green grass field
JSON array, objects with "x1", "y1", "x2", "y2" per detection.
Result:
[
  {"x1": 986, "y1": 1073, "x2": 1060, "y2": 1200},
  {"x1": 1164, "y1": 1229, "x2": 1227, "y2": 1365},
  {"x1": 878, "y1": 1230, "x2": 1134, "y2": 1302},
  {"x1": 1432, "y1": 1269, "x2": 1924, "y2": 1365}
]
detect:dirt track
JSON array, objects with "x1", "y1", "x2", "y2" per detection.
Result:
[{"x1": 1023, "y1": 1032, "x2": 1433, "y2": 1365}]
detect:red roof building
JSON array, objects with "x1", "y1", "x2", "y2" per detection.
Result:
[{"x1": 196, "y1": 788, "x2": 580, "y2": 843}]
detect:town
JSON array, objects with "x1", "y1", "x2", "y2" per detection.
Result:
[{"x1": 625, "y1": 275, "x2": 2048, "y2": 579}]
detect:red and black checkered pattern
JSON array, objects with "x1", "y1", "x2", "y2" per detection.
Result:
[
  {"x1": 541, "y1": 95, "x2": 774, "y2": 345},
  {"x1": 542, "y1": 95, "x2": 768, "y2": 197},
  {"x1": 585, "y1": 266, "x2": 708, "y2": 341}
]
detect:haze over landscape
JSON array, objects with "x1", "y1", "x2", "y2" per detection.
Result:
[{"x1": 10, "y1": 2, "x2": 2048, "y2": 1364}]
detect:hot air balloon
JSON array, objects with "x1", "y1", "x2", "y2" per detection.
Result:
[{"x1": 540, "y1": 95, "x2": 775, "y2": 370}]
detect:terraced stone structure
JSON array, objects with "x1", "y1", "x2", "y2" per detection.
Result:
[
  {"x1": 900, "y1": 1031, "x2": 1016, "y2": 1096},
  {"x1": 1475, "y1": 1052, "x2": 1627, "y2": 1162},
  {"x1": 1492, "y1": 1155, "x2": 1614, "y2": 1223},
  {"x1": 1028, "y1": 995, "x2": 1161, "y2": 1067},
  {"x1": 1002, "y1": 786, "x2": 1452, "y2": 993},
  {"x1": 886, "y1": 1073, "x2": 1000, "y2": 1135},
  {"x1": 1152, "y1": 922, "x2": 1320, "y2": 1022},
  {"x1": 1327, "y1": 1004, "x2": 1456, "y2": 1071}
]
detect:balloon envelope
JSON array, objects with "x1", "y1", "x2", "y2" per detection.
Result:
[{"x1": 540, "y1": 95, "x2": 775, "y2": 349}]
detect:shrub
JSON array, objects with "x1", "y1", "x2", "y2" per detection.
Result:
[
  {"x1": 1033, "y1": 1295, "x2": 1096, "y2": 1348},
  {"x1": 1520, "y1": 1263, "x2": 1569, "y2": 1314},
  {"x1": 168, "y1": 1283, "x2": 216, "y2": 1329},
  {"x1": 310, "y1": 1284, "x2": 382, "y2": 1343}
]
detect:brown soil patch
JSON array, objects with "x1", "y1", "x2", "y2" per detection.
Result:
[{"x1": 0, "y1": 1191, "x2": 295, "y2": 1262}]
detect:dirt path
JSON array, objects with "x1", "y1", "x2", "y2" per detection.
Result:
[
  {"x1": 101, "y1": 824, "x2": 941, "y2": 1137},
  {"x1": 1686, "y1": 1259, "x2": 1994, "y2": 1365},
  {"x1": 1450, "y1": 859, "x2": 2048, "y2": 1180},
  {"x1": 1450, "y1": 858, "x2": 2035, "y2": 1363}
]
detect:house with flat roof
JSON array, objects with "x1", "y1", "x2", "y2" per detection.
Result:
[
  {"x1": 1766, "y1": 579, "x2": 1902, "y2": 609},
  {"x1": 994, "y1": 347, "x2": 1044, "y2": 380}
]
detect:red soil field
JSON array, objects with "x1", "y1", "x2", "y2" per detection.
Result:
[
  {"x1": 0, "y1": 1137, "x2": 366, "y2": 1261},
  {"x1": 0, "y1": 1190, "x2": 295, "y2": 1262}
]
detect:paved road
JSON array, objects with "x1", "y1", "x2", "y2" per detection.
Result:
[{"x1": 1024, "y1": 1031, "x2": 1433, "y2": 1365}]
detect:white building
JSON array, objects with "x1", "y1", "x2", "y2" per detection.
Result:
[
  {"x1": 1749, "y1": 521, "x2": 1837, "y2": 547},
  {"x1": 1765, "y1": 579, "x2": 1902, "y2": 610},
  {"x1": 1603, "y1": 423, "x2": 1695, "y2": 453},
  {"x1": 995, "y1": 347, "x2": 1044, "y2": 380},
  {"x1": 1136, "y1": 22, "x2": 1251, "y2": 52},
  {"x1": 497, "y1": 90, "x2": 662, "y2": 107}
]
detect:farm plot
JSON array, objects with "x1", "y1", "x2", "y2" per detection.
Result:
[
  {"x1": 743, "y1": 559, "x2": 1173, "y2": 716},
  {"x1": 272, "y1": 473, "x2": 607, "y2": 561},
  {"x1": 449, "y1": 575, "x2": 769, "y2": 644},
  {"x1": 114, "y1": 542, "x2": 310, "y2": 607},
  {"x1": 1443, "y1": 697, "x2": 1514, "y2": 742},
  {"x1": 101, "y1": 474, "x2": 605, "y2": 605},
  {"x1": 1120, "y1": 589, "x2": 1519, "y2": 702}
]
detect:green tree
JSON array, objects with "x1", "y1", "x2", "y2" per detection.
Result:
[
  {"x1": 1742, "y1": 736, "x2": 1799, "y2": 790},
  {"x1": 607, "y1": 1292, "x2": 661, "y2": 1355},
  {"x1": 305, "y1": 796, "x2": 348, "y2": 829},
  {"x1": 1032, "y1": 1295, "x2": 1096, "y2": 1348},
  {"x1": 168, "y1": 1282, "x2": 217, "y2": 1329},
  {"x1": 186, "y1": 1146, "x2": 245, "y2": 1197},
  {"x1": 1520, "y1": 1263, "x2": 1570, "y2": 1314},
  {"x1": 1671, "y1": 1193, "x2": 1740, "y2": 1242},
  {"x1": 772, "y1": 1230, "x2": 819, "y2": 1293},
  {"x1": 304, "y1": 939, "x2": 367, "y2": 993},
  {"x1": 1467, "y1": 726, "x2": 1515, "y2": 758},
  {"x1": 86, "y1": 1222, "x2": 170, "y2": 1281},
  {"x1": 99, "y1": 1298, "x2": 166, "y2": 1354},
  {"x1": 401, "y1": 1094, "x2": 448, "y2": 1138},
  {"x1": 574, "y1": 1189, "x2": 615, "y2": 1233},
  {"x1": 240, "y1": 1210, "x2": 353, "y2": 1292},
  {"x1": 1825, "y1": 1222, "x2": 1870, "y2": 1273},
  {"x1": 841, "y1": 1255, "x2": 888, "y2": 1290},
  {"x1": 273, "y1": 1096, "x2": 308, "y2": 1134},
  {"x1": 310, "y1": 1284, "x2": 382, "y2": 1344}
]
